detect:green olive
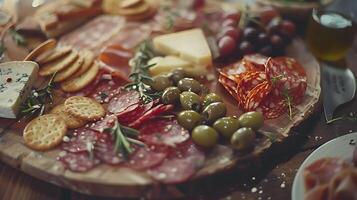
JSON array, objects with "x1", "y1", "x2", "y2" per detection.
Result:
[
  {"x1": 177, "y1": 78, "x2": 201, "y2": 94},
  {"x1": 230, "y1": 127, "x2": 256, "y2": 150},
  {"x1": 161, "y1": 87, "x2": 180, "y2": 104},
  {"x1": 238, "y1": 111, "x2": 264, "y2": 130},
  {"x1": 213, "y1": 116, "x2": 240, "y2": 138},
  {"x1": 177, "y1": 110, "x2": 203, "y2": 131},
  {"x1": 179, "y1": 91, "x2": 201, "y2": 111},
  {"x1": 150, "y1": 75, "x2": 172, "y2": 91},
  {"x1": 202, "y1": 102, "x2": 227, "y2": 123},
  {"x1": 203, "y1": 93, "x2": 223, "y2": 108},
  {"x1": 192, "y1": 125, "x2": 218, "y2": 148},
  {"x1": 170, "y1": 69, "x2": 186, "y2": 84}
]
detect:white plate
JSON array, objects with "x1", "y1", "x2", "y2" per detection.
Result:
[{"x1": 291, "y1": 132, "x2": 357, "y2": 200}]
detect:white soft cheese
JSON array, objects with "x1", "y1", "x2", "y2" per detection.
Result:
[{"x1": 0, "y1": 61, "x2": 39, "y2": 118}]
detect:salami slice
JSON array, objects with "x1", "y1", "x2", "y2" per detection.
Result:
[
  {"x1": 123, "y1": 146, "x2": 168, "y2": 170},
  {"x1": 244, "y1": 81, "x2": 272, "y2": 111},
  {"x1": 118, "y1": 101, "x2": 154, "y2": 125},
  {"x1": 128, "y1": 104, "x2": 174, "y2": 128},
  {"x1": 58, "y1": 152, "x2": 100, "y2": 172},
  {"x1": 90, "y1": 114, "x2": 117, "y2": 133},
  {"x1": 61, "y1": 128, "x2": 98, "y2": 153},
  {"x1": 107, "y1": 90, "x2": 141, "y2": 114},
  {"x1": 94, "y1": 133, "x2": 125, "y2": 165},
  {"x1": 139, "y1": 119, "x2": 190, "y2": 147},
  {"x1": 242, "y1": 54, "x2": 268, "y2": 71},
  {"x1": 258, "y1": 92, "x2": 286, "y2": 119},
  {"x1": 219, "y1": 60, "x2": 248, "y2": 80},
  {"x1": 89, "y1": 77, "x2": 125, "y2": 103},
  {"x1": 147, "y1": 140, "x2": 205, "y2": 184}
]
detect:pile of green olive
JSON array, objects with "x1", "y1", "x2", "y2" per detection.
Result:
[{"x1": 152, "y1": 69, "x2": 265, "y2": 151}]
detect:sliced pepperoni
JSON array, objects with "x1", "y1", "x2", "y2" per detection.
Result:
[
  {"x1": 90, "y1": 114, "x2": 117, "y2": 133},
  {"x1": 219, "y1": 60, "x2": 248, "y2": 80},
  {"x1": 89, "y1": 77, "x2": 125, "y2": 103},
  {"x1": 258, "y1": 92, "x2": 286, "y2": 119},
  {"x1": 128, "y1": 104, "x2": 174, "y2": 128},
  {"x1": 118, "y1": 101, "x2": 154, "y2": 125},
  {"x1": 242, "y1": 54, "x2": 268, "y2": 71},
  {"x1": 244, "y1": 81, "x2": 272, "y2": 111},
  {"x1": 58, "y1": 152, "x2": 100, "y2": 172},
  {"x1": 94, "y1": 133, "x2": 125, "y2": 165},
  {"x1": 107, "y1": 90, "x2": 141, "y2": 114},
  {"x1": 147, "y1": 140, "x2": 205, "y2": 184},
  {"x1": 139, "y1": 119, "x2": 190, "y2": 147},
  {"x1": 123, "y1": 146, "x2": 168, "y2": 170},
  {"x1": 61, "y1": 128, "x2": 98, "y2": 153}
]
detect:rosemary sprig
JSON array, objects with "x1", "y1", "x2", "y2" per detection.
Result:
[
  {"x1": 21, "y1": 73, "x2": 56, "y2": 118},
  {"x1": 282, "y1": 88, "x2": 293, "y2": 120},
  {"x1": 103, "y1": 119, "x2": 145, "y2": 158},
  {"x1": 126, "y1": 41, "x2": 162, "y2": 103}
]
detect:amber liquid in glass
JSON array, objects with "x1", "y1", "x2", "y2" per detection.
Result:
[{"x1": 306, "y1": 9, "x2": 355, "y2": 61}]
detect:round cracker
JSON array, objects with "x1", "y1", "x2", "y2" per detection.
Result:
[
  {"x1": 72, "y1": 49, "x2": 95, "y2": 77},
  {"x1": 60, "y1": 61, "x2": 99, "y2": 92},
  {"x1": 23, "y1": 114, "x2": 67, "y2": 151},
  {"x1": 120, "y1": 0, "x2": 143, "y2": 8},
  {"x1": 24, "y1": 39, "x2": 57, "y2": 61},
  {"x1": 117, "y1": 0, "x2": 150, "y2": 16},
  {"x1": 36, "y1": 46, "x2": 72, "y2": 65},
  {"x1": 64, "y1": 96, "x2": 105, "y2": 121},
  {"x1": 39, "y1": 51, "x2": 78, "y2": 76},
  {"x1": 50, "y1": 104, "x2": 87, "y2": 129},
  {"x1": 126, "y1": 3, "x2": 157, "y2": 21},
  {"x1": 54, "y1": 56, "x2": 84, "y2": 82}
]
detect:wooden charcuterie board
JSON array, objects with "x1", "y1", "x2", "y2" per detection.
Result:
[{"x1": 0, "y1": 0, "x2": 321, "y2": 198}]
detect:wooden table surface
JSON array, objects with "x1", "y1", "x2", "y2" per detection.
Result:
[{"x1": 1, "y1": 3, "x2": 357, "y2": 200}]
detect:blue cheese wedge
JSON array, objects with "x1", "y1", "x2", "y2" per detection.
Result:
[{"x1": 0, "y1": 61, "x2": 39, "y2": 118}]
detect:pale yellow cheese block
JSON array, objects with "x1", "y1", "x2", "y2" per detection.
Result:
[
  {"x1": 153, "y1": 28, "x2": 212, "y2": 66},
  {"x1": 148, "y1": 56, "x2": 192, "y2": 76}
]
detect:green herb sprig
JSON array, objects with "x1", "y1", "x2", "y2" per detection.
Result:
[
  {"x1": 282, "y1": 88, "x2": 293, "y2": 120},
  {"x1": 103, "y1": 119, "x2": 145, "y2": 157},
  {"x1": 21, "y1": 73, "x2": 56, "y2": 118},
  {"x1": 8, "y1": 29, "x2": 27, "y2": 46},
  {"x1": 125, "y1": 41, "x2": 162, "y2": 103}
]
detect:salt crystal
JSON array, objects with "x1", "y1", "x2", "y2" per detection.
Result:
[
  {"x1": 62, "y1": 136, "x2": 70, "y2": 142},
  {"x1": 252, "y1": 177, "x2": 256, "y2": 180},
  {"x1": 251, "y1": 187, "x2": 257, "y2": 193},
  {"x1": 259, "y1": 190, "x2": 263, "y2": 194},
  {"x1": 280, "y1": 182, "x2": 286, "y2": 188}
]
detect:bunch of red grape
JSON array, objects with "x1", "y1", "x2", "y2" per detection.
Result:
[{"x1": 216, "y1": 8, "x2": 296, "y2": 58}]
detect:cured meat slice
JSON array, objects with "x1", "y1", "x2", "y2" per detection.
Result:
[
  {"x1": 90, "y1": 114, "x2": 117, "y2": 133},
  {"x1": 139, "y1": 119, "x2": 190, "y2": 147},
  {"x1": 107, "y1": 90, "x2": 141, "y2": 114},
  {"x1": 61, "y1": 128, "x2": 98, "y2": 153},
  {"x1": 147, "y1": 140, "x2": 205, "y2": 184},
  {"x1": 244, "y1": 81, "x2": 272, "y2": 111},
  {"x1": 94, "y1": 133, "x2": 125, "y2": 165},
  {"x1": 304, "y1": 158, "x2": 350, "y2": 191},
  {"x1": 123, "y1": 146, "x2": 168, "y2": 170},
  {"x1": 58, "y1": 152, "x2": 100, "y2": 172},
  {"x1": 242, "y1": 54, "x2": 269, "y2": 71},
  {"x1": 219, "y1": 60, "x2": 248, "y2": 79},
  {"x1": 128, "y1": 104, "x2": 174, "y2": 128},
  {"x1": 258, "y1": 92, "x2": 286, "y2": 119},
  {"x1": 118, "y1": 101, "x2": 154, "y2": 125}
]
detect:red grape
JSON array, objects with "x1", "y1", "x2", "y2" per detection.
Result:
[
  {"x1": 258, "y1": 33, "x2": 269, "y2": 46},
  {"x1": 260, "y1": 7, "x2": 279, "y2": 25},
  {"x1": 259, "y1": 45, "x2": 273, "y2": 56},
  {"x1": 218, "y1": 27, "x2": 240, "y2": 41},
  {"x1": 218, "y1": 36, "x2": 236, "y2": 57},
  {"x1": 270, "y1": 34, "x2": 284, "y2": 48},
  {"x1": 280, "y1": 20, "x2": 296, "y2": 36},
  {"x1": 223, "y1": 11, "x2": 241, "y2": 23},
  {"x1": 222, "y1": 19, "x2": 237, "y2": 28},
  {"x1": 267, "y1": 17, "x2": 281, "y2": 35},
  {"x1": 238, "y1": 41, "x2": 254, "y2": 55},
  {"x1": 243, "y1": 27, "x2": 258, "y2": 42}
]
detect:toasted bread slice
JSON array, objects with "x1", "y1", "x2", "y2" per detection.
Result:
[
  {"x1": 24, "y1": 39, "x2": 57, "y2": 61},
  {"x1": 72, "y1": 49, "x2": 95, "y2": 77}
]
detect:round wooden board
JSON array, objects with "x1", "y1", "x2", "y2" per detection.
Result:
[{"x1": 0, "y1": 38, "x2": 320, "y2": 199}]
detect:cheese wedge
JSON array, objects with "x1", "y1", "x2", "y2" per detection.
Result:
[
  {"x1": 153, "y1": 29, "x2": 212, "y2": 66},
  {"x1": 148, "y1": 56, "x2": 192, "y2": 76},
  {"x1": 0, "y1": 61, "x2": 39, "y2": 118}
]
